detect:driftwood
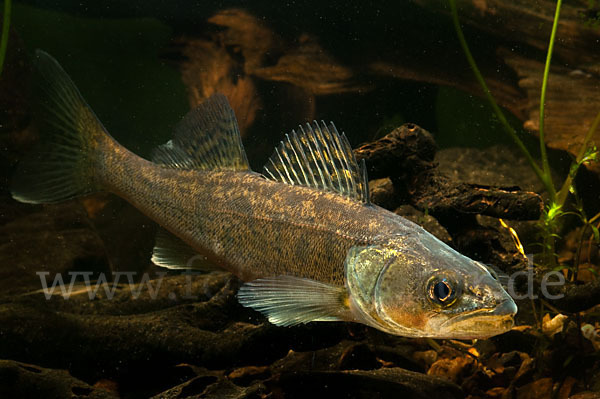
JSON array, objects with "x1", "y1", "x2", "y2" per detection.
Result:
[
  {"x1": 353, "y1": 123, "x2": 539, "y2": 273},
  {"x1": 174, "y1": 4, "x2": 598, "y2": 179},
  {"x1": 410, "y1": 0, "x2": 600, "y2": 174},
  {"x1": 354, "y1": 124, "x2": 544, "y2": 221},
  {"x1": 171, "y1": 4, "x2": 600, "y2": 176},
  {"x1": 547, "y1": 278, "x2": 600, "y2": 313}
]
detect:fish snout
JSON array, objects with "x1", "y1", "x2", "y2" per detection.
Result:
[{"x1": 491, "y1": 296, "x2": 518, "y2": 317}]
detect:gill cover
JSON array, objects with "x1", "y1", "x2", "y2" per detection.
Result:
[{"x1": 345, "y1": 239, "x2": 416, "y2": 336}]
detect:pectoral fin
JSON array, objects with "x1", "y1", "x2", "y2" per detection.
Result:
[
  {"x1": 151, "y1": 228, "x2": 219, "y2": 271},
  {"x1": 237, "y1": 276, "x2": 352, "y2": 327}
]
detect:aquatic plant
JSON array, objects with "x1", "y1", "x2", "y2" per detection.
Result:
[
  {"x1": 449, "y1": 0, "x2": 600, "y2": 269},
  {"x1": 581, "y1": 0, "x2": 600, "y2": 28},
  {"x1": 0, "y1": 0, "x2": 11, "y2": 77}
]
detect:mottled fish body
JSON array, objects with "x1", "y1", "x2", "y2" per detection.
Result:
[
  {"x1": 99, "y1": 154, "x2": 410, "y2": 285},
  {"x1": 11, "y1": 51, "x2": 517, "y2": 339}
]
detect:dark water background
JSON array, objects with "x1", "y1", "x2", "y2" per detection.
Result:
[
  {"x1": 10, "y1": 1, "x2": 539, "y2": 159},
  {"x1": 2, "y1": 1, "x2": 600, "y2": 398}
]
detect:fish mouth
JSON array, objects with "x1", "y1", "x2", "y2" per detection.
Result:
[{"x1": 438, "y1": 299, "x2": 518, "y2": 339}]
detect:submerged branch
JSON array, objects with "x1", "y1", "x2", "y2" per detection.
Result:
[{"x1": 353, "y1": 123, "x2": 543, "y2": 221}]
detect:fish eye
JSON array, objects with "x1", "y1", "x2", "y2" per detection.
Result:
[
  {"x1": 406, "y1": 123, "x2": 417, "y2": 132},
  {"x1": 427, "y1": 275, "x2": 458, "y2": 307}
]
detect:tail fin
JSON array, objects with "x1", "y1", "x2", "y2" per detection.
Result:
[{"x1": 10, "y1": 50, "x2": 109, "y2": 204}]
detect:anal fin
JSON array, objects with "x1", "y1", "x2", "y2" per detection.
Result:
[{"x1": 237, "y1": 276, "x2": 352, "y2": 326}]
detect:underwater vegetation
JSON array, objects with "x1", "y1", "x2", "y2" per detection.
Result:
[
  {"x1": 0, "y1": 1, "x2": 600, "y2": 398},
  {"x1": 451, "y1": 0, "x2": 600, "y2": 315},
  {"x1": 0, "y1": 0, "x2": 10, "y2": 77}
]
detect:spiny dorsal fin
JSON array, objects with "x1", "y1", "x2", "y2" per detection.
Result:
[
  {"x1": 262, "y1": 121, "x2": 370, "y2": 204},
  {"x1": 152, "y1": 94, "x2": 250, "y2": 171}
]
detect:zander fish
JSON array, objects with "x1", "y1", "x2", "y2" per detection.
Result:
[{"x1": 11, "y1": 51, "x2": 517, "y2": 339}]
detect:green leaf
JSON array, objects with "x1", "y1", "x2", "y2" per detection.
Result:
[
  {"x1": 546, "y1": 202, "x2": 564, "y2": 220},
  {"x1": 592, "y1": 225, "x2": 600, "y2": 242}
]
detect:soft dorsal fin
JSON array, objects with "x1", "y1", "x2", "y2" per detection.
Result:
[
  {"x1": 152, "y1": 94, "x2": 250, "y2": 171},
  {"x1": 262, "y1": 121, "x2": 370, "y2": 204}
]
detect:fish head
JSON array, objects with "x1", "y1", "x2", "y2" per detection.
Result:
[{"x1": 345, "y1": 232, "x2": 517, "y2": 339}]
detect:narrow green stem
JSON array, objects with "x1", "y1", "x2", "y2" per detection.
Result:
[
  {"x1": 572, "y1": 222, "x2": 590, "y2": 282},
  {"x1": 448, "y1": 0, "x2": 553, "y2": 196},
  {"x1": 590, "y1": 211, "x2": 600, "y2": 225},
  {"x1": 0, "y1": 0, "x2": 11, "y2": 77},
  {"x1": 556, "y1": 108, "x2": 600, "y2": 206},
  {"x1": 577, "y1": 109, "x2": 600, "y2": 162},
  {"x1": 538, "y1": 0, "x2": 563, "y2": 203}
]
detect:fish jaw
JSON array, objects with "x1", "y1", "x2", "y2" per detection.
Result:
[{"x1": 430, "y1": 298, "x2": 517, "y2": 339}]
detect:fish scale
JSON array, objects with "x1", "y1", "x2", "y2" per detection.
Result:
[
  {"x1": 100, "y1": 141, "x2": 385, "y2": 284},
  {"x1": 10, "y1": 50, "x2": 518, "y2": 339}
]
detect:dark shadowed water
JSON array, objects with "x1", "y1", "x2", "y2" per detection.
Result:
[{"x1": 1, "y1": 1, "x2": 600, "y2": 398}]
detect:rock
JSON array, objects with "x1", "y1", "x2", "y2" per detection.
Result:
[
  {"x1": 498, "y1": 351, "x2": 524, "y2": 369},
  {"x1": 354, "y1": 123, "x2": 437, "y2": 182},
  {"x1": 542, "y1": 313, "x2": 569, "y2": 337},
  {"x1": 192, "y1": 378, "x2": 266, "y2": 399},
  {"x1": 484, "y1": 351, "x2": 522, "y2": 387},
  {"x1": 516, "y1": 377, "x2": 554, "y2": 399},
  {"x1": 473, "y1": 339, "x2": 498, "y2": 360},
  {"x1": 427, "y1": 356, "x2": 475, "y2": 384},
  {"x1": 0, "y1": 359, "x2": 117, "y2": 399}
]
